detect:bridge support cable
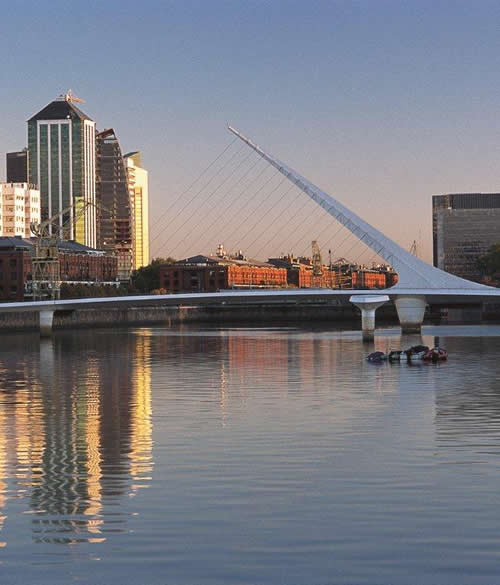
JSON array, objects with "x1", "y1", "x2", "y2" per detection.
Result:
[
  {"x1": 155, "y1": 146, "x2": 255, "y2": 255},
  {"x1": 269, "y1": 200, "x2": 345, "y2": 260},
  {"x1": 203, "y1": 167, "x2": 283, "y2": 255},
  {"x1": 253, "y1": 188, "x2": 319, "y2": 258},
  {"x1": 297, "y1": 217, "x2": 349, "y2": 258},
  {"x1": 338, "y1": 233, "x2": 370, "y2": 264},
  {"x1": 150, "y1": 136, "x2": 238, "y2": 239},
  {"x1": 168, "y1": 152, "x2": 264, "y2": 257},
  {"x1": 216, "y1": 175, "x2": 288, "y2": 252},
  {"x1": 252, "y1": 187, "x2": 320, "y2": 258},
  {"x1": 228, "y1": 125, "x2": 489, "y2": 291},
  {"x1": 285, "y1": 210, "x2": 349, "y2": 261},
  {"x1": 353, "y1": 244, "x2": 385, "y2": 269},
  {"x1": 226, "y1": 152, "x2": 383, "y2": 267},
  {"x1": 235, "y1": 182, "x2": 299, "y2": 255},
  {"x1": 151, "y1": 142, "x2": 247, "y2": 255},
  {"x1": 150, "y1": 140, "x2": 239, "y2": 256},
  {"x1": 201, "y1": 160, "x2": 276, "y2": 253}
]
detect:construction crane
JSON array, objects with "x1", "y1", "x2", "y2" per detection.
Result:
[
  {"x1": 29, "y1": 201, "x2": 103, "y2": 300},
  {"x1": 311, "y1": 241, "x2": 322, "y2": 276},
  {"x1": 59, "y1": 89, "x2": 84, "y2": 104},
  {"x1": 311, "y1": 240, "x2": 323, "y2": 287},
  {"x1": 331, "y1": 257, "x2": 354, "y2": 289}
]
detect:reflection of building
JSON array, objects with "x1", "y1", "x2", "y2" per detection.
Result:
[
  {"x1": 27, "y1": 92, "x2": 97, "y2": 247},
  {"x1": 6, "y1": 150, "x2": 28, "y2": 183},
  {"x1": 129, "y1": 332, "x2": 153, "y2": 481},
  {"x1": 0, "y1": 183, "x2": 40, "y2": 237},
  {"x1": 0, "y1": 405, "x2": 7, "y2": 548},
  {"x1": 0, "y1": 336, "x2": 46, "y2": 547},
  {"x1": 96, "y1": 129, "x2": 133, "y2": 280},
  {"x1": 433, "y1": 337, "x2": 500, "y2": 449},
  {"x1": 124, "y1": 152, "x2": 149, "y2": 270},
  {"x1": 25, "y1": 331, "x2": 153, "y2": 544},
  {"x1": 433, "y1": 193, "x2": 500, "y2": 281},
  {"x1": 0, "y1": 237, "x2": 118, "y2": 301}
]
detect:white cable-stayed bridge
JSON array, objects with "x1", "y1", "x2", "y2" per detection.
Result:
[{"x1": 3, "y1": 126, "x2": 500, "y2": 337}]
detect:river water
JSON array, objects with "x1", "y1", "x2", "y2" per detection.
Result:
[{"x1": 0, "y1": 324, "x2": 499, "y2": 584}]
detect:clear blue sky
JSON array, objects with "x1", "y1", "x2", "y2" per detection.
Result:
[{"x1": 2, "y1": 0, "x2": 500, "y2": 262}]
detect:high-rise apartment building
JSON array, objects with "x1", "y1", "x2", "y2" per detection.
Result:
[
  {"x1": 27, "y1": 92, "x2": 96, "y2": 247},
  {"x1": 96, "y1": 129, "x2": 133, "y2": 280},
  {"x1": 124, "y1": 152, "x2": 149, "y2": 270},
  {"x1": 433, "y1": 193, "x2": 500, "y2": 282},
  {"x1": 0, "y1": 183, "x2": 41, "y2": 237},
  {"x1": 6, "y1": 150, "x2": 28, "y2": 183}
]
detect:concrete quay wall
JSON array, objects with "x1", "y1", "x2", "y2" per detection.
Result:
[{"x1": 0, "y1": 302, "x2": 401, "y2": 332}]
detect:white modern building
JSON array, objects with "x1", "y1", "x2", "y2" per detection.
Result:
[
  {"x1": 124, "y1": 152, "x2": 149, "y2": 270},
  {"x1": 0, "y1": 183, "x2": 41, "y2": 237}
]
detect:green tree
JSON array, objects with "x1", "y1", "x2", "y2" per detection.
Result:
[
  {"x1": 477, "y1": 244, "x2": 500, "y2": 284},
  {"x1": 130, "y1": 257, "x2": 176, "y2": 293}
]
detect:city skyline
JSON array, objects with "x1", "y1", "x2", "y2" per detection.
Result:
[{"x1": 2, "y1": 1, "x2": 500, "y2": 263}]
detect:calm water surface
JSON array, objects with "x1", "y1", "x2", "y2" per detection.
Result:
[{"x1": 0, "y1": 324, "x2": 500, "y2": 584}]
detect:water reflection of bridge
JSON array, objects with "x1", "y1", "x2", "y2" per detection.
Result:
[{"x1": 0, "y1": 331, "x2": 153, "y2": 545}]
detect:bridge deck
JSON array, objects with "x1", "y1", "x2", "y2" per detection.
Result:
[{"x1": 1, "y1": 287, "x2": 499, "y2": 314}]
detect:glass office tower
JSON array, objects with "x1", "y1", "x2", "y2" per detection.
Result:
[
  {"x1": 27, "y1": 93, "x2": 96, "y2": 247},
  {"x1": 433, "y1": 193, "x2": 500, "y2": 281}
]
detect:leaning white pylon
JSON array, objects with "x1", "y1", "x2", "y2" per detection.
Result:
[{"x1": 227, "y1": 125, "x2": 488, "y2": 292}]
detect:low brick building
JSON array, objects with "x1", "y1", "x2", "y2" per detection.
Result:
[
  {"x1": 268, "y1": 256, "x2": 398, "y2": 289},
  {"x1": 160, "y1": 255, "x2": 287, "y2": 293},
  {"x1": 351, "y1": 269, "x2": 391, "y2": 289},
  {"x1": 0, "y1": 237, "x2": 118, "y2": 301}
]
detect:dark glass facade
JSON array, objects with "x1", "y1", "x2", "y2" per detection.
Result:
[
  {"x1": 6, "y1": 151, "x2": 28, "y2": 183},
  {"x1": 96, "y1": 129, "x2": 133, "y2": 279},
  {"x1": 433, "y1": 193, "x2": 500, "y2": 281}
]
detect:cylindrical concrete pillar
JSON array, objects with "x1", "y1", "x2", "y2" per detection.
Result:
[
  {"x1": 360, "y1": 307, "x2": 376, "y2": 341},
  {"x1": 394, "y1": 295, "x2": 426, "y2": 333},
  {"x1": 39, "y1": 310, "x2": 55, "y2": 337},
  {"x1": 350, "y1": 295, "x2": 390, "y2": 342}
]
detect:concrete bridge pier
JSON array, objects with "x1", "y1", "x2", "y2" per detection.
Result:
[
  {"x1": 39, "y1": 309, "x2": 55, "y2": 337},
  {"x1": 350, "y1": 295, "x2": 390, "y2": 341},
  {"x1": 394, "y1": 295, "x2": 427, "y2": 334}
]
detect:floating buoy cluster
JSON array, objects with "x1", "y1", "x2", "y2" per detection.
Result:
[{"x1": 367, "y1": 345, "x2": 448, "y2": 363}]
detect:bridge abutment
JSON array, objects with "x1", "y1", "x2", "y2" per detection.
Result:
[
  {"x1": 39, "y1": 310, "x2": 55, "y2": 337},
  {"x1": 350, "y1": 295, "x2": 390, "y2": 341},
  {"x1": 394, "y1": 295, "x2": 426, "y2": 333}
]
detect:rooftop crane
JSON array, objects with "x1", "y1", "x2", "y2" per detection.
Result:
[
  {"x1": 311, "y1": 240, "x2": 322, "y2": 277},
  {"x1": 58, "y1": 89, "x2": 85, "y2": 104}
]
